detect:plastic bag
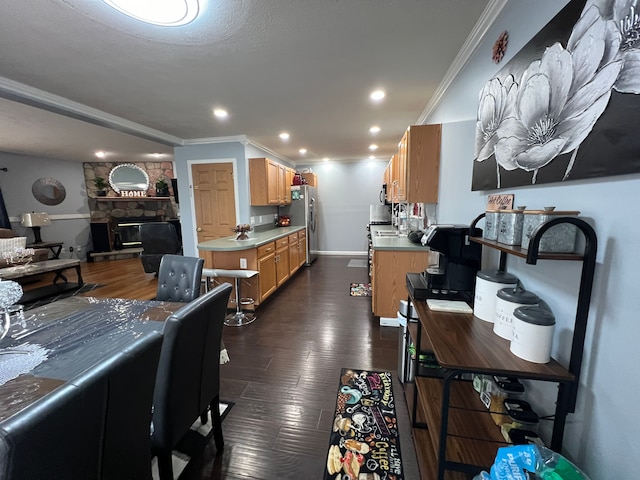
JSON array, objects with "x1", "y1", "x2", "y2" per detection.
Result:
[{"x1": 472, "y1": 445, "x2": 590, "y2": 480}]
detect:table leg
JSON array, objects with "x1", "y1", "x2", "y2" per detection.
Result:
[
  {"x1": 75, "y1": 264, "x2": 84, "y2": 286},
  {"x1": 50, "y1": 245, "x2": 62, "y2": 259}
]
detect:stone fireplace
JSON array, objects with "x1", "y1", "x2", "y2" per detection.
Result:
[{"x1": 83, "y1": 162, "x2": 179, "y2": 253}]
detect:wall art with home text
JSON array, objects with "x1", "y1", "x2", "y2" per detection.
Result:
[{"x1": 472, "y1": 0, "x2": 640, "y2": 190}]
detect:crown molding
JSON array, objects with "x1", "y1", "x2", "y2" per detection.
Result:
[
  {"x1": 182, "y1": 135, "x2": 249, "y2": 145},
  {"x1": 0, "y1": 76, "x2": 184, "y2": 147},
  {"x1": 416, "y1": 0, "x2": 508, "y2": 124}
]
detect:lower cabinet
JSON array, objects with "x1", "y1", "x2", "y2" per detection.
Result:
[
  {"x1": 275, "y1": 237, "x2": 290, "y2": 287},
  {"x1": 371, "y1": 249, "x2": 431, "y2": 318},
  {"x1": 298, "y1": 230, "x2": 307, "y2": 267},
  {"x1": 288, "y1": 232, "x2": 300, "y2": 275},
  {"x1": 201, "y1": 228, "x2": 306, "y2": 306},
  {"x1": 257, "y1": 242, "x2": 277, "y2": 302}
]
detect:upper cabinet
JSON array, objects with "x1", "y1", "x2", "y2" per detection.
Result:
[
  {"x1": 388, "y1": 124, "x2": 441, "y2": 204},
  {"x1": 249, "y1": 158, "x2": 293, "y2": 206}
]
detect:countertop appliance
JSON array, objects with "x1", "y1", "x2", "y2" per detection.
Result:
[
  {"x1": 281, "y1": 185, "x2": 318, "y2": 265},
  {"x1": 407, "y1": 224, "x2": 482, "y2": 301},
  {"x1": 369, "y1": 204, "x2": 392, "y2": 225}
]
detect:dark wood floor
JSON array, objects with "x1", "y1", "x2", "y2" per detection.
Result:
[{"x1": 24, "y1": 255, "x2": 420, "y2": 479}]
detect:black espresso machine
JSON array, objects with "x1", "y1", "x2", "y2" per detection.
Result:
[{"x1": 407, "y1": 224, "x2": 482, "y2": 302}]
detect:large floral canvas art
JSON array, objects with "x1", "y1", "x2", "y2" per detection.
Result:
[{"x1": 472, "y1": 0, "x2": 640, "y2": 190}]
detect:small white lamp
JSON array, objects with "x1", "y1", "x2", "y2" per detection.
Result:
[{"x1": 20, "y1": 213, "x2": 51, "y2": 243}]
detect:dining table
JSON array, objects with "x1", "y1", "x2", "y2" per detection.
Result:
[{"x1": 0, "y1": 296, "x2": 185, "y2": 423}]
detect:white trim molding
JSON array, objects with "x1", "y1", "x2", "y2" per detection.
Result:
[{"x1": 416, "y1": 0, "x2": 508, "y2": 124}]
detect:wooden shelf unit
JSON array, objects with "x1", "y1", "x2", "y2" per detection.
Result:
[{"x1": 405, "y1": 215, "x2": 597, "y2": 480}]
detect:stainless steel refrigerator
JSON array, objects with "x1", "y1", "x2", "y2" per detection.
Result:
[{"x1": 283, "y1": 185, "x2": 318, "y2": 265}]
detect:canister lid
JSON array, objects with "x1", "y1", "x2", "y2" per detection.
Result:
[
  {"x1": 523, "y1": 208, "x2": 580, "y2": 215},
  {"x1": 497, "y1": 287, "x2": 539, "y2": 305},
  {"x1": 513, "y1": 306, "x2": 555, "y2": 326},
  {"x1": 477, "y1": 269, "x2": 519, "y2": 284}
]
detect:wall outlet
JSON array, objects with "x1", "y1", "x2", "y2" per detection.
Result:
[
  {"x1": 240, "y1": 258, "x2": 247, "y2": 269},
  {"x1": 60, "y1": 247, "x2": 66, "y2": 254},
  {"x1": 75, "y1": 245, "x2": 82, "y2": 252},
  {"x1": 250, "y1": 217, "x2": 255, "y2": 225}
]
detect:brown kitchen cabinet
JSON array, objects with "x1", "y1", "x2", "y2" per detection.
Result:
[
  {"x1": 288, "y1": 232, "x2": 300, "y2": 276},
  {"x1": 275, "y1": 236, "x2": 290, "y2": 287},
  {"x1": 391, "y1": 124, "x2": 441, "y2": 204},
  {"x1": 301, "y1": 172, "x2": 318, "y2": 187},
  {"x1": 257, "y1": 241, "x2": 277, "y2": 302},
  {"x1": 249, "y1": 157, "x2": 292, "y2": 206},
  {"x1": 371, "y1": 249, "x2": 430, "y2": 318},
  {"x1": 297, "y1": 229, "x2": 307, "y2": 267}
]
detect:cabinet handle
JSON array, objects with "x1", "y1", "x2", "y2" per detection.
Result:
[{"x1": 196, "y1": 227, "x2": 202, "y2": 232}]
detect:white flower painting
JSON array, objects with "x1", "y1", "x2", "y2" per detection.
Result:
[{"x1": 472, "y1": 0, "x2": 640, "y2": 190}]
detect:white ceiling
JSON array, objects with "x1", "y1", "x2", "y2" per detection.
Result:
[{"x1": 0, "y1": 0, "x2": 497, "y2": 165}]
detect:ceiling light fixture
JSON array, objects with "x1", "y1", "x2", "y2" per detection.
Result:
[
  {"x1": 369, "y1": 144, "x2": 378, "y2": 151},
  {"x1": 102, "y1": 0, "x2": 203, "y2": 26},
  {"x1": 369, "y1": 126, "x2": 381, "y2": 134},
  {"x1": 95, "y1": 151, "x2": 106, "y2": 158},
  {"x1": 279, "y1": 132, "x2": 290, "y2": 141},
  {"x1": 213, "y1": 108, "x2": 228, "y2": 118},
  {"x1": 323, "y1": 157, "x2": 329, "y2": 162},
  {"x1": 299, "y1": 148, "x2": 307, "y2": 155},
  {"x1": 370, "y1": 89, "x2": 386, "y2": 101}
]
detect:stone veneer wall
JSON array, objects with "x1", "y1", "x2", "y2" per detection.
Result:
[{"x1": 83, "y1": 162, "x2": 177, "y2": 221}]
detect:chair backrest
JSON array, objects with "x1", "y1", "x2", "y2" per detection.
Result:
[
  {"x1": 156, "y1": 254, "x2": 204, "y2": 303},
  {"x1": 0, "y1": 365, "x2": 108, "y2": 480},
  {"x1": 139, "y1": 222, "x2": 182, "y2": 274},
  {"x1": 150, "y1": 284, "x2": 232, "y2": 456},
  {"x1": 199, "y1": 283, "x2": 233, "y2": 414},
  {"x1": 99, "y1": 331, "x2": 164, "y2": 480}
]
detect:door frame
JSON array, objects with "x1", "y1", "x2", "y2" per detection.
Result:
[{"x1": 187, "y1": 158, "x2": 241, "y2": 256}]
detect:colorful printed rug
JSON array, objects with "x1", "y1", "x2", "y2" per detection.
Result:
[
  {"x1": 324, "y1": 369, "x2": 404, "y2": 479},
  {"x1": 350, "y1": 283, "x2": 372, "y2": 297}
]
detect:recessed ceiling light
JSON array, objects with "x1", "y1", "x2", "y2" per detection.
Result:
[
  {"x1": 323, "y1": 157, "x2": 329, "y2": 162},
  {"x1": 213, "y1": 108, "x2": 228, "y2": 118},
  {"x1": 369, "y1": 155, "x2": 376, "y2": 159},
  {"x1": 369, "y1": 126, "x2": 381, "y2": 134},
  {"x1": 369, "y1": 144, "x2": 379, "y2": 151},
  {"x1": 299, "y1": 148, "x2": 307, "y2": 155},
  {"x1": 95, "y1": 151, "x2": 106, "y2": 158},
  {"x1": 102, "y1": 0, "x2": 203, "y2": 26},
  {"x1": 279, "y1": 132, "x2": 290, "y2": 141},
  {"x1": 370, "y1": 90, "x2": 386, "y2": 101}
]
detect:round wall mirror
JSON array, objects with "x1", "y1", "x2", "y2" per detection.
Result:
[
  {"x1": 32, "y1": 177, "x2": 66, "y2": 205},
  {"x1": 108, "y1": 163, "x2": 149, "y2": 194}
]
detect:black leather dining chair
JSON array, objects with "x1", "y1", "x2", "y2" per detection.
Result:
[
  {"x1": 155, "y1": 254, "x2": 204, "y2": 303},
  {"x1": 151, "y1": 283, "x2": 232, "y2": 480},
  {"x1": 140, "y1": 222, "x2": 182, "y2": 275},
  {"x1": 198, "y1": 283, "x2": 233, "y2": 436},
  {"x1": 0, "y1": 377, "x2": 106, "y2": 480},
  {"x1": 99, "y1": 331, "x2": 164, "y2": 480}
]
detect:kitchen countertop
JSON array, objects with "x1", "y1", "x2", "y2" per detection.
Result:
[
  {"x1": 370, "y1": 225, "x2": 431, "y2": 252},
  {"x1": 198, "y1": 226, "x2": 305, "y2": 252}
]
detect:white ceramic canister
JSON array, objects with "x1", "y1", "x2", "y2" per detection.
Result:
[
  {"x1": 510, "y1": 306, "x2": 555, "y2": 363},
  {"x1": 493, "y1": 288, "x2": 540, "y2": 340},
  {"x1": 473, "y1": 270, "x2": 519, "y2": 322}
]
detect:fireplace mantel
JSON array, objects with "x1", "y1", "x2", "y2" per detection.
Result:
[{"x1": 92, "y1": 197, "x2": 172, "y2": 202}]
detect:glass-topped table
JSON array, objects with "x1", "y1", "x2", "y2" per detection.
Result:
[{"x1": 0, "y1": 296, "x2": 182, "y2": 422}]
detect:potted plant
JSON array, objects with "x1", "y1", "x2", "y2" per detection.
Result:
[
  {"x1": 94, "y1": 176, "x2": 108, "y2": 196},
  {"x1": 155, "y1": 178, "x2": 170, "y2": 197}
]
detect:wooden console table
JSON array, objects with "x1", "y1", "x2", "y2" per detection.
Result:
[{"x1": 0, "y1": 259, "x2": 84, "y2": 303}]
